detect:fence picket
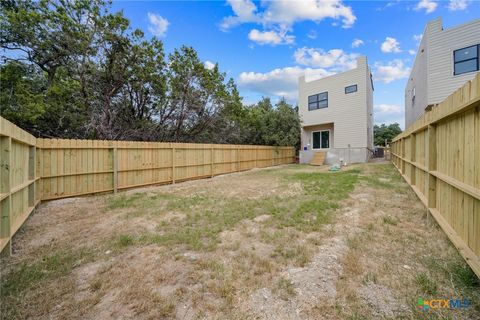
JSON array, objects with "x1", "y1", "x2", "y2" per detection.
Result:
[{"x1": 391, "y1": 73, "x2": 480, "y2": 278}]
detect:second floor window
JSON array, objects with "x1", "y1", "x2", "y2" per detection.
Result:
[
  {"x1": 308, "y1": 92, "x2": 328, "y2": 110},
  {"x1": 454, "y1": 44, "x2": 479, "y2": 75},
  {"x1": 345, "y1": 84, "x2": 357, "y2": 94}
]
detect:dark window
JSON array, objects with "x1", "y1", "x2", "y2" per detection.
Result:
[
  {"x1": 312, "y1": 131, "x2": 329, "y2": 149},
  {"x1": 454, "y1": 45, "x2": 479, "y2": 75},
  {"x1": 345, "y1": 84, "x2": 357, "y2": 94},
  {"x1": 308, "y1": 92, "x2": 328, "y2": 110},
  {"x1": 312, "y1": 132, "x2": 320, "y2": 149}
]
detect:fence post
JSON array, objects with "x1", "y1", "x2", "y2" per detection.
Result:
[
  {"x1": 37, "y1": 140, "x2": 43, "y2": 202},
  {"x1": 0, "y1": 136, "x2": 12, "y2": 255},
  {"x1": 113, "y1": 146, "x2": 118, "y2": 194},
  {"x1": 401, "y1": 138, "x2": 406, "y2": 175},
  {"x1": 237, "y1": 147, "x2": 240, "y2": 172},
  {"x1": 427, "y1": 125, "x2": 437, "y2": 209},
  {"x1": 255, "y1": 147, "x2": 258, "y2": 168},
  {"x1": 28, "y1": 146, "x2": 35, "y2": 207},
  {"x1": 172, "y1": 145, "x2": 176, "y2": 184},
  {"x1": 211, "y1": 146, "x2": 214, "y2": 178},
  {"x1": 410, "y1": 133, "x2": 416, "y2": 185}
]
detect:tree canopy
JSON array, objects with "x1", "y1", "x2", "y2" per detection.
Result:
[
  {"x1": 1, "y1": 0, "x2": 300, "y2": 147},
  {"x1": 373, "y1": 123, "x2": 402, "y2": 146}
]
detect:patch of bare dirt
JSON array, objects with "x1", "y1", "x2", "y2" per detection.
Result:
[
  {"x1": 126, "y1": 164, "x2": 305, "y2": 199},
  {"x1": 239, "y1": 189, "x2": 366, "y2": 319},
  {"x1": 358, "y1": 282, "x2": 409, "y2": 318}
]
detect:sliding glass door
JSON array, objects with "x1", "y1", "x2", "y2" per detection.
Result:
[{"x1": 312, "y1": 130, "x2": 329, "y2": 149}]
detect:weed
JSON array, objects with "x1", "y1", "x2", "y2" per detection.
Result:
[
  {"x1": 362, "y1": 272, "x2": 378, "y2": 284},
  {"x1": 0, "y1": 248, "x2": 94, "y2": 297},
  {"x1": 346, "y1": 314, "x2": 369, "y2": 320},
  {"x1": 107, "y1": 193, "x2": 146, "y2": 210},
  {"x1": 382, "y1": 215, "x2": 398, "y2": 226},
  {"x1": 449, "y1": 262, "x2": 479, "y2": 288},
  {"x1": 275, "y1": 277, "x2": 296, "y2": 300},
  {"x1": 343, "y1": 251, "x2": 363, "y2": 275},
  {"x1": 272, "y1": 244, "x2": 312, "y2": 267},
  {"x1": 415, "y1": 272, "x2": 437, "y2": 295},
  {"x1": 117, "y1": 234, "x2": 134, "y2": 248}
]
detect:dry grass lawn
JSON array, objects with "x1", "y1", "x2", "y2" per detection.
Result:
[{"x1": 1, "y1": 163, "x2": 479, "y2": 319}]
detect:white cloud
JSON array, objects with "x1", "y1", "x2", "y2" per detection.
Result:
[
  {"x1": 415, "y1": 0, "x2": 437, "y2": 13},
  {"x1": 381, "y1": 37, "x2": 401, "y2": 53},
  {"x1": 147, "y1": 13, "x2": 169, "y2": 37},
  {"x1": 220, "y1": 0, "x2": 259, "y2": 30},
  {"x1": 413, "y1": 34, "x2": 423, "y2": 43},
  {"x1": 204, "y1": 60, "x2": 216, "y2": 70},
  {"x1": 248, "y1": 28, "x2": 294, "y2": 45},
  {"x1": 373, "y1": 59, "x2": 411, "y2": 83},
  {"x1": 374, "y1": 104, "x2": 404, "y2": 127},
  {"x1": 238, "y1": 66, "x2": 334, "y2": 100},
  {"x1": 408, "y1": 49, "x2": 416, "y2": 55},
  {"x1": 239, "y1": 46, "x2": 360, "y2": 100},
  {"x1": 376, "y1": 1, "x2": 401, "y2": 11},
  {"x1": 221, "y1": 0, "x2": 356, "y2": 31},
  {"x1": 374, "y1": 104, "x2": 403, "y2": 115},
  {"x1": 352, "y1": 39, "x2": 364, "y2": 48},
  {"x1": 294, "y1": 47, "x2": 359, "y2": 71},
  {"x1": 448, "y1": 0, "x2": 469, "y2": 10}
]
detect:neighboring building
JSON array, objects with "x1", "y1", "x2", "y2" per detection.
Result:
[
  {"x1": 405, "y1": 18, "x2": 480, "y2": 128},
  {"x1": 298, "y1": 56, "x2": 374, "y2": 164}
]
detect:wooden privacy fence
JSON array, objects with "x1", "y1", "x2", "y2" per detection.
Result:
[
  {"x1": 0, "y1": 116, "x2": 295, "y2": 252},
  {"x1": 391, "y1": 73, "x2": 480, "y2": 277}
]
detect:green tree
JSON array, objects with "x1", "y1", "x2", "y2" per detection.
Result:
[
  {"x1": 238, "y1": 97, "x2": 300, "y2": 148},
  {"x1": 0, "y1": 0, "x2": 301, "y2": 148},
  {"x1": 374, "y1": 123, "x2": 402, "y2": 146}
]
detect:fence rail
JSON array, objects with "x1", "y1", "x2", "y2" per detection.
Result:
[
  {"x1": 391, "y1": 73, "x2": 480, "y2": 277},
  {"x1": 0, "y1": 117, "x2": 295, "y2": 252}
]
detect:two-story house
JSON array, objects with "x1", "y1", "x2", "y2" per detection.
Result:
[
  {"x1": 405, "y1": 18, "x2": 480, "y2": 128},
  {"x1": 298, "y1": 56, "x2": 374, "y2": 164}
]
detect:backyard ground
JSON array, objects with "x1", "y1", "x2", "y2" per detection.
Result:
[{"x1": 1, "y1": 163, "x2": 479, "y2": 319}]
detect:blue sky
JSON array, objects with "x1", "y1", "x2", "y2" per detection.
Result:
[{"x1": 112, "y1": 0, "x2": 479, "y2": 128}]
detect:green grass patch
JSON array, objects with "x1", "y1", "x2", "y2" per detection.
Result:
[
  {"x1": 359, "y1": 164, "x2": 407, "y2": 192},
  {"x1": 449, "y1": 262, "x2": 479, "y2": 288},
  {"x1": 105, "y1": 167, "x2": 361, "y2": 252},
  {"x1": 117, "y1": 234, "x2": 134, "y2": 248},
  {"x1": 0, "y1": 248, "x2": 94, "y2": 297},
  {"x1": 415, "y1": 272, "x2": 438, "y2": 295}
]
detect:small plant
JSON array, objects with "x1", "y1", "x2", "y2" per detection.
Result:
[
  {"x1": 117, "y1": 234, "x2": 134, "y2": 248},
  {"x1": 107, "y1": 193, "x2": 144, "y2": 209},
  {"x1": 275, "y1": 277, "x2": 296, "y2": 300},
  {"x1": 382, "y1": 215, "x2": 398, "y2": 226},
  {"x1": 0, "y1": 248, "x2": 93, "y2": 297},
  {"x1": 449, "y1": 262, "x2": 479, "y2": 288},
  {"x1": 415, "y1": 272, "x2": 437, "y2": 295},
  {"x1": 362, "y1": 272, "x2": 377, "y2": 284}
]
